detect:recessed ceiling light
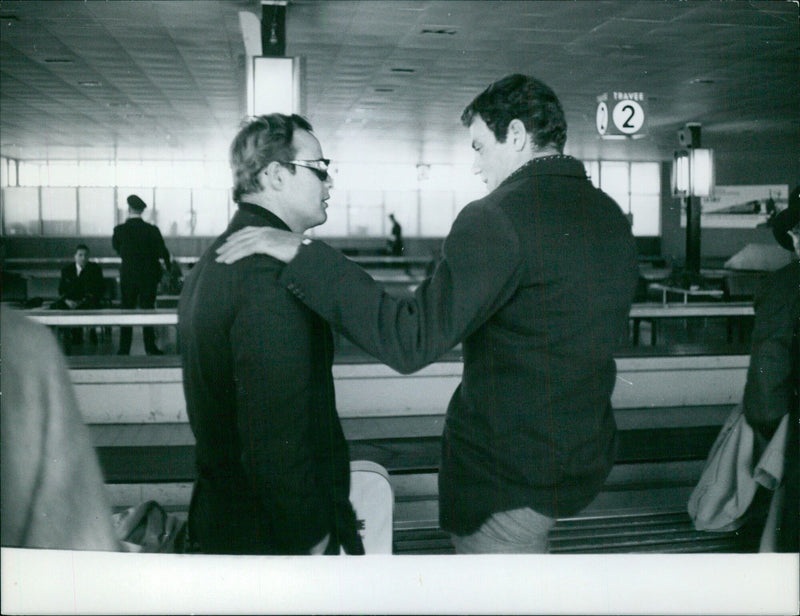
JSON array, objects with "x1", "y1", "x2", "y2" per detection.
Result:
[
  {"x1": 78, "y1": 80, "x2": 102, "y2": 87},
  {"x1": 690, "y1": 78, "x2": 715, "y2": 84},
  {"x1": 421, "y1": 27, "x2": 457, "y2": 35},
  {"x1": 44, "y1": 58, "x2": 74, "y2": 64},
  {"x1": 390, "y1": 68, "x2": 415, "y2": 73},
  {"x1": 374, "y1": 87, "x2": 395, "y2": 93}
]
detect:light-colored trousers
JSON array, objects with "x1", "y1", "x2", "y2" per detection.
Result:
[{"x1": 451, "y1": 507, "x2": 556, "y2": 554}]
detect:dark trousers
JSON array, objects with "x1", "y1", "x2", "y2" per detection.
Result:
[
  {"x1": 778, "y1": 415, "x2": 798, "y2": 552},
  {"x1": 118, "y1": 278, "x2": 158, "y2": 354},
  {"x1": 50, "y1": 297, "x2": 100, "y2": 347}
]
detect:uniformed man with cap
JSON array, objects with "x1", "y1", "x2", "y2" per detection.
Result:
[{"x1": 112, "y1": 194, "x2": 171, "y2": 355}]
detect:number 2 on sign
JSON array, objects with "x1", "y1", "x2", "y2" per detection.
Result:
[{"x1": 612, "y1": 99, "x2": 644, "y2": 134}]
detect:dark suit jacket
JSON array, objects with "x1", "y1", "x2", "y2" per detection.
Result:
[
  {"x1": 743, "y1": 260, "x2": 799, "y2": 437},
  {"x1": 178, "y1": 203, "x2": 361, "y2": 555},
  {"x1": 112, "y1": 217, "x2": 170, "y2": 286},
  {"x1": 58, "y1": 261, "x2": 105, "y2": 307},
  {"x1": 743, "y1": 260, "x2": 799, "y2": 552},
  {"x1": 280, "y1": 155, "x2": 640, "y2": 535}
]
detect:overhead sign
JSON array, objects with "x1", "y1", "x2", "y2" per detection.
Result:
[{"x1": 596, "y1": 92, "x2": 647, "y2": 137}]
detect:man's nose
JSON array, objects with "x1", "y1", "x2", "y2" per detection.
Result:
[{"x1": 471, "y1": 158, "x2": 481, "y2": 175}]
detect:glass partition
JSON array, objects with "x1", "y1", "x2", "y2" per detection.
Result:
[
  {"x1": 2, "y1": 158, "x2": 662, "y2": 238},
  {"x1": 78, "y1": 187, "x2": 116, "y2": 235},
  {"x1": 41, "y1": 187, "x2": 77, "y2": 234},
  {"x1": 2, "y1": 187, "x2": 40, "y2": 235}
]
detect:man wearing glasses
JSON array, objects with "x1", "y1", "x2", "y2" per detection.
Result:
[{"x1": 178, "y1": 114, "x2": 363, "y2": 555}]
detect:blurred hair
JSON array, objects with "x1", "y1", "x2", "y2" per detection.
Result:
[
  {"x1": 230, "y1": 113, "x2": 313, "y2": 202},
  {"x1": 461, "y1": 74, "x2": 567, "y2": 153},
  {"x1": 75, "y1": 243, "x2": 89, "y2": 253}
]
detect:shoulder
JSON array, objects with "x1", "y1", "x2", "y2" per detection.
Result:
[
  {"x1": 450, "y1": 195, "x2": 517, "y2": 240},
  {"x1": 1, "y1": 306, "x2": 63, "y2": 371},
  {"x1": 444, "y1": 197, "x2": 521, "y2": 262},
  {"x1": 755, "y1": 261, "x2": 800, "y2": 316}
]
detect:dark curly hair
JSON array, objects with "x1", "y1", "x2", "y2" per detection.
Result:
[
  {"x1": 229, "y1": 113, "x2": 313, "y2": 201},
  {"x1": 461, "y1": 74, "x2": 567, "y2": 153}
]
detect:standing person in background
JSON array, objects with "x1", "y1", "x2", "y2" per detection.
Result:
[
  {"x1": 1, "y1": 305, "x2": 119, "y2": 551},
  {"x1": 743, "y1": 185, "x2": 800, "y2": 552},
  {"x1": 178, "y1": 114, "x2": 364, "y2": 555},
  {"x1": 387, "y1": 213, "x2": 404, "y2": 256},
  {"x1": 112, "y1": 194, "x2": 171, "y2": 355},
  {"x1": 50, "y1": 243, "x2": 106, "y2": 347},
  {"x1": 215, "y1": 74, "x2": 640, "y2": 553}
]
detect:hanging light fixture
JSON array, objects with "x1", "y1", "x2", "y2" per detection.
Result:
[{"x1": 671, "y1": 148, "x2": 715, "y2": 197}]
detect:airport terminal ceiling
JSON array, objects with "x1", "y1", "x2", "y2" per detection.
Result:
[{"x1": 0, "y1": 0, "x2": 797, "y2": 164}]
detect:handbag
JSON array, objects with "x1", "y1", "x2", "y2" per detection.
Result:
[
  {"x1": 688, "y1": 403, "x2": 789, "y2": 532},
  {"x1": 112, "y1": 500, "x2": 187, "y2": 553}
]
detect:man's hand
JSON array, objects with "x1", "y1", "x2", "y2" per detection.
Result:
[
  {"x1": 65, "y1": 299, "x2": 78, "y2": 309},
  {"x1": 215, "y1": 226, "x2": 304, "y2": 264}
]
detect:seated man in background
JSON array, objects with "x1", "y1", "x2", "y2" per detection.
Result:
[
  {"x1": 1, "y1": 305, "x2": 119, "y2": 551},
  {"x1": 50, "y1": 243, "x2": 106, "y2": 346},
  {"x1": 178, "y1": 114, "x2": 363, "y2": 555}
]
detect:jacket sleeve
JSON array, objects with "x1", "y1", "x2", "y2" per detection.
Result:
[
  {"x1": 86, "y1": 263, "x2": 106, "y2": 300},
  {"x1": 743, "y1": 273, "x2": 800, "y2": 439},
  {"x1": 279, "y1": 203, "x2": 523, "y2": 374},
  {"x1": 1, "y1": 308, "x2": 119, "y2": 550},
  {"x1": 154, "y1": 227, "x2": 171, "y2": 270},
  {"x1": 230, "y1": 268, "x2": 331, "y2": 553},
  {"x1": 111, "y1": 226, "x2": 121, "y2": 255},
  {"x1": 58, "y1": 266, "x2": 72, "y2": 298}
]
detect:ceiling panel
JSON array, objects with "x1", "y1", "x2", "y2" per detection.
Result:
[{"x1": 0, "y1": 0, "x2": 797, "y2": 165}]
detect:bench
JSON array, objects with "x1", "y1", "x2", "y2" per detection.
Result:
[
  {"x1": 628, "y1": 301, "x2": 753, "y2": 346},
  {"x1": 25, "y1": 301, "x2": 755, "y2": 349},
  {"x1": 65, "y1": 351, "x2": 750, "y2": 553}
]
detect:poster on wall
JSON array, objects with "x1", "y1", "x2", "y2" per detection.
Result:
[{"x1": 681, "y1": 184, "x2": 789, "y2": 228}]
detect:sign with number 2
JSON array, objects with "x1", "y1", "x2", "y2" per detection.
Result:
[{"x1": 596, "y1": 92, "x2": 647, "y2": 137}]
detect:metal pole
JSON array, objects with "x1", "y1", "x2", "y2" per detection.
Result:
[
  {"x1": 684, "y1": 124, "x2": 702, "y2": 278},
  {"x1": 685, "y1": 195, "x2": 701, "y2": 275}
]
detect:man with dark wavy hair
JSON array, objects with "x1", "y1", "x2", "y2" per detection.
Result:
[
  {"x1": 216, "y1": 75, "x2": 639, "y2": 553},
  {"x1": 178, "y1": 114, "x2": 363, "y2": 555}
]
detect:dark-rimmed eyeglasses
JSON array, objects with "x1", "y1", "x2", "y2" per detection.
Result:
[{"x1": 280, "y1": 158, "x2": 331, "y2": 181}]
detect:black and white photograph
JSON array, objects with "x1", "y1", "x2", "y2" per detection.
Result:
[{"x1": 1, "y1": 1, "x2": 798, "y2": 614}]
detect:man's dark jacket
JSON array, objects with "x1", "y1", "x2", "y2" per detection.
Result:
[
  {"x1": 743, "y1": 260, "x2": 799, "y2": 552},
  {"x1": 112, "y1": 217, "x2": 171, "y2": 287},
  {"x1": 280, "y1": 155, "x2": 639, "y2": 535},
  {"x1": 58, "y1": 261, "x2": 105, "y2": 307},
  {"x1": 178, "y1": 203, "x2": 362, "y2": 554}
]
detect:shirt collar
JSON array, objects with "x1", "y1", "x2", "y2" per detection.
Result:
[{"x1": 235, "y1": 201, "x2": 292, "y2": 231}]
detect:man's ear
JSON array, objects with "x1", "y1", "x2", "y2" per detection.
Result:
[
  {"x1": 507, "y1": 119, "x2": 528, "y2": 152},
  {"x1": 261, "y1": 161, "x2": 285, "y2": 190}
]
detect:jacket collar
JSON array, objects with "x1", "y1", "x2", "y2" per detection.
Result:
[
  {"x1": 233, "y1": 201, "x2": 291, "y2": 231},
  {"x1": 500, "y1": 154, "x2": 586, "y2": 188}
]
